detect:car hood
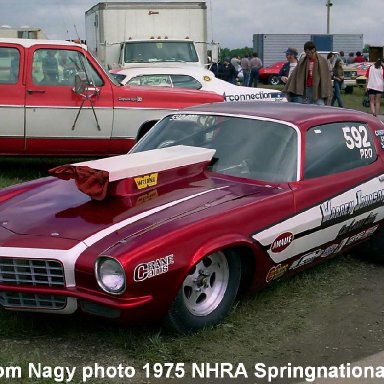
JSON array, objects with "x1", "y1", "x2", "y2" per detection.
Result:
[{"x1": 0, "y1": 174, "x2": 281, "y2": 246}]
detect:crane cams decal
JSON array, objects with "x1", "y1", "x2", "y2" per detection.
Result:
[
  {"x1": 134, "y1": 255, "x2": 174, "y2": 282},
  {"x1": 270, "y1": 232, "x2": 294, "y2": 253},
  {"x1": 134, "y1": 173, "x2": 158, "y2": 190}
]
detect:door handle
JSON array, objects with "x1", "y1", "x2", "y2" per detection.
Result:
[{"x1": 27, "y1": 89, "x2": 46, "y2": 94}]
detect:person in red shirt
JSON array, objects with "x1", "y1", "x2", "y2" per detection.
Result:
[
  {"x1": 354, "y1": 51, "x2": 366, "y2": 63},
  {"x1": 284, "y1": 41, "x2": 332, "y2": 104}
]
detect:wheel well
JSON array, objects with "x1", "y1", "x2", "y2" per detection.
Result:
[
  {"x1": 137, "y1": 120, "x2": 158, "y2": 140},
  {"x1": 224, "y1": 246, "x2": 256, "y2": 297}
]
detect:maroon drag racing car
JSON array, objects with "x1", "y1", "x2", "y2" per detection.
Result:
[{"x1": 1, "y1": 102, "x2": 384, "y2": 333}]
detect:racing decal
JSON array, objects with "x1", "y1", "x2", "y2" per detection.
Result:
[
  {"x1": 203, "y1": 75, "x2": 211, "y2": 81},
  {"x1": 134, "y1": 173, "x2": 158, "y2": 190},
  {"x1": 374, "y1": 129, "x2": 384, "y2": 150},
  {"x1": 266, "y1": 263, "x2": 289, "y2": 282},
  {"x1": 133, "y1": 254, "x2": 174, "y2": 282},
  {"x1": 289, "y1": 224, "x2": 379, "y2": 270},
  {"x1": 223, "y1": 91, "x2": 284, "y2": 103},
  {"x1": 321, "y1": 188, "x2": 384, "y2": 225},
  {"x1": 342, "y1": 125, "x2": 373, "y2": 159},
  {"x1": 252, "y1": 176, "x2": 384, "y2": 264},
  {"x1": 270, "y1": 232, "x2": 294, "y2": 253},
  {"x1": 136, "y1": 190, "x2": 158, "y2": 205}
]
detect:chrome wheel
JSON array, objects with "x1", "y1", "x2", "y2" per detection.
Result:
[{"x1": 182, "y1": 252, "x2": 229, "y2": 316}]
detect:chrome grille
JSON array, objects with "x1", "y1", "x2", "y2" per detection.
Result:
[
  {"x1": 0, "y1": 292, "x2": 66, "y2": 309},
  {"x1": 0, "y1": 258, "x2": 65, "y2": 287}
]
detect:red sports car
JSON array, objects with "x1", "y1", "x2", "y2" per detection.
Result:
[
  {"x1": 259, "y1": 61, "x2": 285, "y2": 85},
  {"x1": 0, "y1": 103, "x2": 383, "y2": 333}
]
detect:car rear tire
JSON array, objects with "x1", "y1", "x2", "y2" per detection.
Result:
[
  {"x1": 268, "y1": 75, "x2": 280, "y2": 85},
  {"x1": 355, "y1": 226, "x2": 384, "y2": 263},
  {"x1": 164, "y1": 250, "x2": 241, "y2": 333}
]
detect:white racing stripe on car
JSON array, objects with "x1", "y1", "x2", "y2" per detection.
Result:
[
  {"x1": 253, "y1": 176, "x2": 384, "y2": 263},
  {"x1": 0, "y1": 187, "x2": 228, "y2": 287}
]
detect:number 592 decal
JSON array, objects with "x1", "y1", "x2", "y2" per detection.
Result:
[{"x1": 342, "y1": 125, "x2": 373, "y2": 159}]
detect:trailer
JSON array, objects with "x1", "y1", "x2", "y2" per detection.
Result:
[
  {"x1": 85, "y1": 1, "x2": 213, "y2": 69},
  {"x1": 253, "y1": 34, "x2": 364, "y2": 67}
]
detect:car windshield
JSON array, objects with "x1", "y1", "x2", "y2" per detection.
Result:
[{"x1": 132, "y1": 114, "x2": 298, "y2": 183}]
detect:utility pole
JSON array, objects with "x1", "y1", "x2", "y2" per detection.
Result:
[{"x1": 326, "y1": 0, "x2": 333, "y2": 34}]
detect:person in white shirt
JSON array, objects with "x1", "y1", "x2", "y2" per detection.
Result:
[{"x1": 365, "y1": 59, "x2": 384, "y2": 116}]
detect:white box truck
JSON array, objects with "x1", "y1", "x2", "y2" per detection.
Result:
[{"x1": 85, "y1": 1, "x2": 214, "y2": 69}]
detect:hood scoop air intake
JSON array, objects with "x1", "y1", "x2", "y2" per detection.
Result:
[{"x1": 49, "y1": 145, "x2": 215, "y2": 201}]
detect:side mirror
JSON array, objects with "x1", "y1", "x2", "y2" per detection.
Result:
[{"x1": 74, "y1": 71, "x2": 87, "y2": 94}]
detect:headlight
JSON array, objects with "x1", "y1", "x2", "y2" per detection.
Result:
[{"x1": 95, "y1": 257, "x2": 126, "y2": 294}]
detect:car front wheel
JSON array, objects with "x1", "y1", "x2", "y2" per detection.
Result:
[
  {"x1": 164, "y1": 250, "x2": 241, "y2": 333},
  {"x1": 268, "y1": 75, "x2": 280, "y2": 85}
]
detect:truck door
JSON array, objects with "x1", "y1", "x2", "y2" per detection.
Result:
[
  {"x1": 25, "y1": 45, "x2": 114, "y2": 155},
  {"x1": 0, "y1": 44, "x2": 25, "y2": 154}
]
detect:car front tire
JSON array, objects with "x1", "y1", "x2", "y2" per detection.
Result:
[
  {"x1": 268, "y1": 75, "x2": 280, "y2": 85},
  {"x1": 164, "y1": 250, "x2": 241, "y2": 333}
]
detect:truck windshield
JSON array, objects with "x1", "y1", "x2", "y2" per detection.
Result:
[{"x1": 123, "y1": 41, "x2": 199, "y2": 64}]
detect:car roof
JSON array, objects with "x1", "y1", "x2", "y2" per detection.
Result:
[
  {"x1": 180, "y1": 102, "x2": 379, "y2": 131},
  {"x1": 115, "y1": 65, "x2": 215, "y2": 78}
]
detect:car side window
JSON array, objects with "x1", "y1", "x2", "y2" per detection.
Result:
[
  {"x1": 127, "y1": 74, "x2": 172, "y2": 87},
  {"x1": 304, "y1": 122, "x2": 377, "y2": 179},
  {"x1": 0, "y1": 47, "x2": 20, "y2": 84},
  {"x1": 170, "y1": 75, "x2": 202, "y2": 90},
  {"x1": 32, "y1": 49, "x2": 103, "y2": 86}
]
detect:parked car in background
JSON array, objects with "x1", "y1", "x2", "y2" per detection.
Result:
[
  {"x1": 259, "y1": 61, "x2": 285, "y2": 85},
  {"x1": 350, "y1": 62, "x2": 373, "y2": 87},
  {"x1": 110, "y1": 66, "x2": 286, "y2": 102},
  {"x1": 1, "y1": 102, "x2": 383, "y2": 333}
]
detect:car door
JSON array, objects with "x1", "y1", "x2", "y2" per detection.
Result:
[
  {"x1": 24, "y1": 45, "x2": 114, "y2": 155},
  {"x1": 288, "y1": 121, "x2": 383, "y2": 269},
  {"x1": 0, "y1": 44, "x2": 25, "y2": 154}
]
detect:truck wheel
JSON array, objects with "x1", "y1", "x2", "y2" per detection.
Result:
[
  {"x1": 268, "y1": 75, "x2": 280, "y2": 86},
  {"x1": 164, "y1": 250, "x2": 241, "y2": 333}
]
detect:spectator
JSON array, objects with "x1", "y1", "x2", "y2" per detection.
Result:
[
  {"x1": 346, "y1": 52, "x2": 355, "y2": 64},
  {"x1": 365, "y1": 59, "x2": 384, "y2": 117},
  {"x1": 249, "y1": 52, "x2": 262, "y2": 87},
  {"x1": 221, "y1": 58, "x2": 237, "y2": 84},
  {"x1": 240, "y1": 54, "x2": 251, "y2": 86},
  {"x1": 331, "y1": 58, "x2": 344, "y2": 108},
  {"x1": 41, "y1": 50, "x2": 59, "y2": 84},
  {"x1": 327, "y1": 52, "x2": 336, "y2": 73},
  {"x1": 354, "y1": 51, "x2": 366, "y2": 63},
  {"x1": 284, "y1": 41, "x2": 332, "y2": 105},
  {"x1": 339, "y1": 51, "x2": 347, "y2": 64},
  {"x1": 279, "y1": 47, "x2": 299, "y2": 102}
]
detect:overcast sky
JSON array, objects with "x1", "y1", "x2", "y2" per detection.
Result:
[{"x1": 0, "y1": 0, "x2": 383, "y2": 49}]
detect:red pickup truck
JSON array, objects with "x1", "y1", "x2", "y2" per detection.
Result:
[{"x1": 0, "y1": 38, "x2": 223, "y2": 156}]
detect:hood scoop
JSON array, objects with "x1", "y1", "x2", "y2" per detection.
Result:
[{"x1": 49, "y1": 145, "x2": 216, "y2": 201}]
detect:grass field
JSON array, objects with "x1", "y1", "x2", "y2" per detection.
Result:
[{"x1": 0, "y1": 86, "x2": 382, "y2": 383}]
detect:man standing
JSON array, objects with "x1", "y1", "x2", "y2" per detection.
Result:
[
  {"x1": 240, "y1": 54, "x2": 251, "y2": 86},
  {"x1": 284, "y1": 41, "x2": 332, "y2": 105},
  {"x1": 249, "y1": 52, "x2": 263, "y2": 87}
]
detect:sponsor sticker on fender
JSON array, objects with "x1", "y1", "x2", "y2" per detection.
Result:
[
  {"x1": 134, "y1": 255, "x2": 174, "y2": 282},
  {"x1": 271, "y1": 232, "x2": 294, "y2": 253},
  {"x1": 266, "y1": 264, "x2": 289, "y2": 282},
  {"x1": 134, "y1": 173, "x2": 158, "y2": 190}
]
